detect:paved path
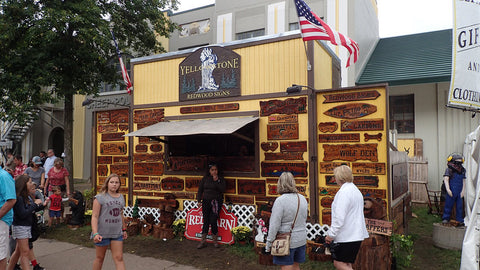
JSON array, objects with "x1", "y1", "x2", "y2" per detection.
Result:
[{"x1": 33, "y1": 238, "x2": 199, "y2": 270}]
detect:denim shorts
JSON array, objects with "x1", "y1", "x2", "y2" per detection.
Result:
[
  {"x1": 273, "y1": 244, "x2": 306, "y2": 265},
  {"x1": 49, "y1": 210, "x2": 61, "y2": 218},
  {"x1": 94, "y1": 235, "x2": 123, "y2": 247},
  {"x1": 12, "y1": 225, "x2": 31, "y2": 240}
]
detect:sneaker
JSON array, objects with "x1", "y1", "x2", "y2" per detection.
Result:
[
  {"x1": 13, "y1": 264, "x2": 21, "y2": 270},
  {"x1": 33, "y1": 264, "x2": 45, "y2": 270},
  {"x1": 442, "y1": 219, "x2": 449, "y2": 224}
]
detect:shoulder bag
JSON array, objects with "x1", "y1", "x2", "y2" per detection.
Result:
[{"x1": 271, "y1": 194, "x2": 300, "y2": 256}]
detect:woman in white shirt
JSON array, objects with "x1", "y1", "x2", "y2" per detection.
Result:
[{"x1": 326, "y1": 165, "x2": 369, "y2": 270}]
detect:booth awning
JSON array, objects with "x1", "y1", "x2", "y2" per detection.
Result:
[{"x1": 125, "y1": 116, "x2": 259, "y2": 137}]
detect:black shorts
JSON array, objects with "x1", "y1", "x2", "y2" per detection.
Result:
[{"x1": 331, "y1": 241, "x2": 362, "y2": 263}]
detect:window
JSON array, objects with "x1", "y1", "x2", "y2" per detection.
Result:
[
  {"x1": 389, "y1": 95, "x2": 414, "y2": 133},
  {"x1": 165, "y1": 122, "x2": 258, "y2": 176},
  {"x1": 99, "y1": 54, "x2": 132, "y2": 93},
  {"x1": 236, "y1": 29, "x2": 265, "y2": 40},
  {"x1": 289, "y1": 22, "x2": 299, "y2": 31}
]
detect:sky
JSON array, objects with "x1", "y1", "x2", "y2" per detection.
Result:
[{"x1": 174, "y1": 0, "x2": 453, "y2": 38}]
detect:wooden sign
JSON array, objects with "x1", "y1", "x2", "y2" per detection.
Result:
[
  {"x1": 225, "y1": 178, "x2": 236, "y2": 194},
  {"x1": 110, "y1": 109, "x2": 129, "y2": 123},
  {"x1": 161, "y1": 177, "x2": 184, "y2": 191},
  {"x1": 134, "y1": 109, "x2": 164, "y2": 123},
  {"x1": 134, "y1": 176, "x2": 150, "y2": 182},
  {"x1": 352, "y1": 162, "x2": 386, "y2": 175},
  {"x1": 261, "y1": 161, "x2": 308, "y2": 177},
  {"x1": 267, "y1": 123, "x2": 299, "y2": 140},
  {"x1": 341, "y1": 119, "x2": 384, "y2": 131},
  {"x1": 133, "y1": 182, "x2": 162, "y2": 191},
  {"x1": 134, "y1": 163, "x2": 164, "y2": 176},
  {"x1": 321, "y1": 197, "x2": 333, "y2": 208},
  {"x1": 319, "y1": 162, "x2": 349, "y2": 174},
  {"x1": 98, "y1": 165, "x2": 108, "y2": 176},
  {"x1": 264, "y1": 152, "x2": 303, "y2": 160},
  {"x1": 225, "y1": 195, "x2": 254, "y2": 204},
  {"x1": 261, "y1": 142, "x2": 278, "y2": 152},
  {"x1": 132, "y1": 191, "x2": 154, "y2": 197},
  {"x1": 118, "y1": 124, "x2": 129, "y2": 131},
  {"x1": 98, "y1": 125, "x2": 118, "y2": 133},
  {"x1": 185, "y1": 177, "x2": 202, "y2": 192},
  {"x1": 180, "y1": 103, "x2": 239, "y2": 114},
  {"x1": 139, "y1": 137, "x2": 154, "y2": 144},
  {"x1": 260, "y1": 97, "x2": 307, "y2": 116},
  {"x1": 323, "y1": 144, "x2": 378, "y2": 162},
  {"x1": 318, "y1": 133, "x2": 360, "y2": 143},
  {"x1": 354, "y1": 176, "x2": 379, "y2": 187},
  {"x1": 237, "y1": 179, "x2": 266, "y2": 195},
  {"x1": 360, "y1": 188, "x2": 387, "y2": 199},
  {"x1": 319, "y1": 187, "x2": 339, "y2": 196},
  {"x1": 295, "y1": 178, "x2": 308, "y2": 184},
  {"x1": 365, "y1": 218, "x2": 393, "y2": 236},
  {"x1": 364, "y1": 133, "x2": 383, "y2": 142},
  {"x1": 323, "y1": 90, "x2": 381, "y2": 103},
  {"x1": 150, "y1": 144, "x2": 163, "y2": 152},
  {"x1": 324, "y1": 103, "x2": 377, "y2": 119},
  {"x1": 101, "y1": 132, "x2": 125, "y2": 142},
  {"x1": 113, "y1": 156, "x2": 128, "y2": 163},
  {"x1": 110, "y1": 164, "x2": 129, "y2": 177},
  {"x1": 318, "y1": 122, "x2": 338, "y2": 133},
  {"x1": 97, "y1": 156, "x2": 112, "y2": 164},
  {"x1": 296, "y1": 185, "x2": 307, "y2": 196},
  {"x1": 97, "y1": 112, "x2": 110, "y2": 124},
  {"x1": 134, "y1": 153, "x2": 163, "y2": 162},
  {"x1": 268, "y1": 115, "x2": 298, "y2": 123},
  {"x1": 322, "y1": 209, "x2": 331, "y2": 225},
  {"x1": 100, "y1": 142, "x2": 127, "y2": 155},
  {"x1": 172, "y1": 192, "x2": 195, "y2": 200},
  {"x1": 267, "y1": 184, "x2": 277, "y2": 195},
  {"x1": 135, "y1": 144, "x2": 148, "y2": 153},
  {"x1": 169, "y1": 156, "x2": 206, "y2": 171},
  {"x1": 280, "y1": 141, "x2": 307, "y2": 152}
]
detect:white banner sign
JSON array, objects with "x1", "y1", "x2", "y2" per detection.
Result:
[{"x1": 447, "y1": 0, "x2": 480, "y2": 110}]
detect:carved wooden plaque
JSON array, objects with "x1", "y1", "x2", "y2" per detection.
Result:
[
  {"x1": 100, "y1": 142, "x2": 127, "y2": 155},
  {"x1": 295, "y1": 178, "x2": 308, "y2": 184},
  {"x1": 185, "y1": 177, "x2": 202, "y2": 192},
  {"x1": 261, "y1": 161, "x2": 308, "y2": 177},
  {"x1": 134, "y1": 163, "x2": 164, "y2": 176},
  {"x1": 113, "y1": 156, "x2": 128, "y2": 163},
  {"x1": 97, "y1": 112, "x2": 110, "y2": 124},
  {"x1": 132, "y1": 191, "x2": 154, "y2": 197},
  {"x1": 97, "y1": 165, "x2": 108, "y2": 176},
  {"x1": 238, "y1": 179, "x2": 265, "y2": 195},
  {"x1": 296, "y1": 185, "x2": 307, "y2": 196},
  {"x1": 133, "y1": 153, "x2": 163, "y2": 162},
  {"x1": 365, "y1": 218, "x2": 393, "y2": 236},
  {"x1": 322, "y1": 209, "x2": 331, "y2": 225},
  {"x1": 150, "y1": 144, "x2": 163, "y2": 152},
  {"x1": 280, "y1": 141, "x2": 307, "y2": 152},
  {"x1": 134, "y1": 109, "x2": 165, "y2": 123},
  {"x1": 268, "y1": 115, "x2": 298, "y2": 123},
  {"x1": 139, "y1": 137, "x2": 155, "y2": 144},
  {"x1": 318, "y1": 133, "x2": 360, "y2": 143},
  {"x1": 261, "y1": 142, "x2": 278, "y2": 152},
  {"x1": 135, "y1": 144, "x2": 148, "y2": 153},
  {"x1": 266, "y1": 178, "x2": 278, "y2": 184},
  {"x1": 323, "y1": 90, "x2": 381, "y2": 103},
  {"x1": 110, "y1": 109, "x2": 129, "y2": 123},
  {"x1": 97, "y1": 156, "x2": 112, "y2": 164},
  {"x1": 225, "y1": 195, "x2": 254, "y2": 204},
  {"x1": 134, "y1": 176, "x2": 150, "y2": 182},
  {"x1": 169, "y1": 156, "x2": 206, "y2": 171},
  {"x1": 161, "y1": 177, "x2": 184, "y2": 191},
  {"x1": 318, "y1": 122, "x2": 338, "y2": 133},
  {"x1": 150, "y1": 176, "x2": 161, "y2": 182},
  {"x1": 323, "y1": 144, "x2": 378, "y2": 162},
  {"x1": 110, "y1": 164, "x2": 129, "y2": 177},
  {"x1": 359, "y1": 188, "x2": 386, "y2": 199},
  {"x1": 364, "y1": 133, "x2": 383, "y2": 142},
  {"x1": 172, "y1": 192, "x2": 195, "y2": 200},
  {"x1": 319, "y1": 187, "x2": 339, "y2": 196},
  {"x1": 319, "y1": 162, "x2": 349, "y2": 174},
  {"x1": 326, "y1": 175, "x2": 379, "y2": 187},
  {"x1": 260, "y1": 97, "x2": 307, "y2": 116},
  {"x1": 98, "y1": 125, "x2": 118, "y2": 133},
  {"x1": 267, "y1": 184, "x2": 277, "y2": 195},
  {"x1": 225, "y1": 178, "x2": 236, "y2": 194},
  {"x1": 341, "y1": 119, "x2": 384, "y2": 131},
  {"x1": 352, "y1": 162, "x2": 386, "y2": 175},
  {"x1": 133, "y1": 182, "x2": 162, "y2": 191},
  {"x1": 118, "y1": 124, "x2": 129, "y2": 131},
  {"x1": 320, "y1": 197, "x2": 334, "y2": 208},
  {"x1": 324, "y1": 103, "x2": 377, "y2": 119},
  {"x1": 264, "y1": 152, "x2": 303, "y2": 160},
  {"x1": 267, "y1": 123, "x2": 299, "y2": 140},
  {"x1": 180, "y1": 103, "x2": 239, "y2": 114},
  {"x1": 101, "y1": 132, "x2": 125, "y2": 142}
]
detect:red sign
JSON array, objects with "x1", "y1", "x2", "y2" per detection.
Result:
[{"x1": 185, "y1": 205, "x2": 238, "y2": 245}]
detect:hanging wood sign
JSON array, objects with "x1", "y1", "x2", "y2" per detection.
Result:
[
  {"x1": 134, "y1": 153, "x2": 163, "y2": 162},
  {"x1": 322, "y1": 209, "x2": 331, "y2": 225},
  {"x1": 261, "y1": 161, "x2": 308, "y2": 177},
  {"x1": 318, "y1": 133, "x2": 360, "y2": 143},
  {"x1": 110, "y1": 109, "x2": 129, "y2": 123},
  {"x1": 119, "y1": 124, "x2": 129, "y2": 131},
  {"x1": 364, "y1": 133, "x2": 383, "y2": 142},
  {"x1": 264, "y1": 152, "x2": 304, "y2": 160},
  {"x1": 323, "y1": 144, "x2": 378, "y2": 162},
  {"x1": 318, "y1": 122, "x2": 338, "y2": 133},
  {"x1": 150, "y1": 144, "x2": 163, "y2": 152},
  {"x1": 323, "y1": 90, "x2": 381, "y2": 103},
  {"x1": 161, "y1": 177, "x2": 184, "y2": 191},
  {"x1": 113, "y1": 156, "x2": 128, "y2": 163},
  {"x1": 268, "y1": 114, "x2": 298, "y2": 123},
  {"x1": 365, "y1": 218, "x2": 393, "y2": 236},
  {"x1": 97, "y1": 165, "x2": 108, "y2": 176},
  {"x1": 134, "y1": 109, "x2": 165, "y2": 123},
  {"x1": 100, "y1": 142, "x2": 127, "y2": 155},
  {"x1": 101, "y1": 132, "x2": 125, "y2": 142},
  {"x1": 319, "y1": 187, "x2": 339, "y2": 196},
  {"x1": 280, "y1": 141, "x2": 307, "y2": 152},
  {"x1": 320, "y1": 197, "x2": 334, "y2": 208},
  {"x1": 97, "y1": 112, "x2": 110, "y2": 124},
  {"x1": 169, "y1": 156, "x2": 206, "y2": 171},
  {"x1": 135, "y1": 144, "x2": 148, "y2": 153},
  {"x1": 352, "y1": 162, "x2": 386, "y2": 175},
  {"x1": 324, "y1": 103, "x2": 377, "y2": 119},
  {"x1": 319, "y1": 162, "x2": 350, "y2": 174},
  {"x1": 267, "y1": 123, "x2": 299, "y2": 140},
  {"x1": 134, "y1": 163, "x2": 164, "y2": 176},
  {"x1": 341, "y1": 119, "x2": 384, "y2": 131},
  {"x1": 237, "y1": 179, "x2": 266, "y2": 196},
  {"x1": 260, "y1": 97, "x2": 307, "y2": 116},
  {"x1": 180, "y1": 103, "x2": 239, "y2": 114},
  {"x1": 360, "y1": 188, "x2": 387, "y2": 199},
  {"x1": 354, "y1": 176, "x2": 379, "y2": 187},
  {"x1": 97, "y1": 156, "x2": 112, "y2": 164},
  {"x1": 133, "y1": 182, "x2": 162, "y2": 191},
  {"x1": 110, "y1": 164, "x2": 129, "y2": 177},
  {"x1": 134, "y1": 176, "x2": 149, "y2": 181},
  {"x1": 261, "y1": 142, "x2": 278, "y2": 152},
  {"x1": 185, "y1": 177, "x2": 202, "y2": 192},
  {"x1": 98, "y1": 125, "x2": 118, "y2": 133}
]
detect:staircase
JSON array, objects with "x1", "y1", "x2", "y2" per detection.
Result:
[{"x1": 1, "y1": 109, "x2": 39, "y2": 144}]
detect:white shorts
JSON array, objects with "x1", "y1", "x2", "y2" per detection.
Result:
[{"x1": 0, "y1": 220, "x2": 9, "y2": 260}]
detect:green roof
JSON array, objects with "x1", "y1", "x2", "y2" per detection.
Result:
[{"x1": 357, "y1": 29, "x2": 452, "y2": 86}]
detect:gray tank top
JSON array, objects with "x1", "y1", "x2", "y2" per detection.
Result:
[{"x1": 95, "y1": 192, "x2": 125, "y2": 238}]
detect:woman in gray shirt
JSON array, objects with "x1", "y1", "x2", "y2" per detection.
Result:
[{"x1": 265, "y1": 172, "x2": 308, "y2": 269}]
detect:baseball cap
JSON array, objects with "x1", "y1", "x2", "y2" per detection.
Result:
[{"x1": 32, "y1": 156, "x2": 42, "y2": 165}]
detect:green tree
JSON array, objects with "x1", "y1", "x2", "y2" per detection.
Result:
[{"x1": 0, "y1": 0, "x2": 178, "y2": 190}]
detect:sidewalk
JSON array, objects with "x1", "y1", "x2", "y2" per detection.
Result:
[{"x1": 33, "y1": 238, "x2": 199, "y2": 270}]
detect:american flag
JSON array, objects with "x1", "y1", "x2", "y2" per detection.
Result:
[
  {"x1": 294, "y1": 0, "x2": 359, "y2": 67},
  {"x1": 111, "y1": 31, "x2": 133, "y2": 94}
]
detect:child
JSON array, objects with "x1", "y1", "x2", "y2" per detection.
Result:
[{"x1": 45, "y1": 186, "x2": 69, "y2": 227}]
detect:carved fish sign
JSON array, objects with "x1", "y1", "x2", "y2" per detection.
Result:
[{"x1": 323, "y1": 103, "x2": 377, "y2": 119}]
